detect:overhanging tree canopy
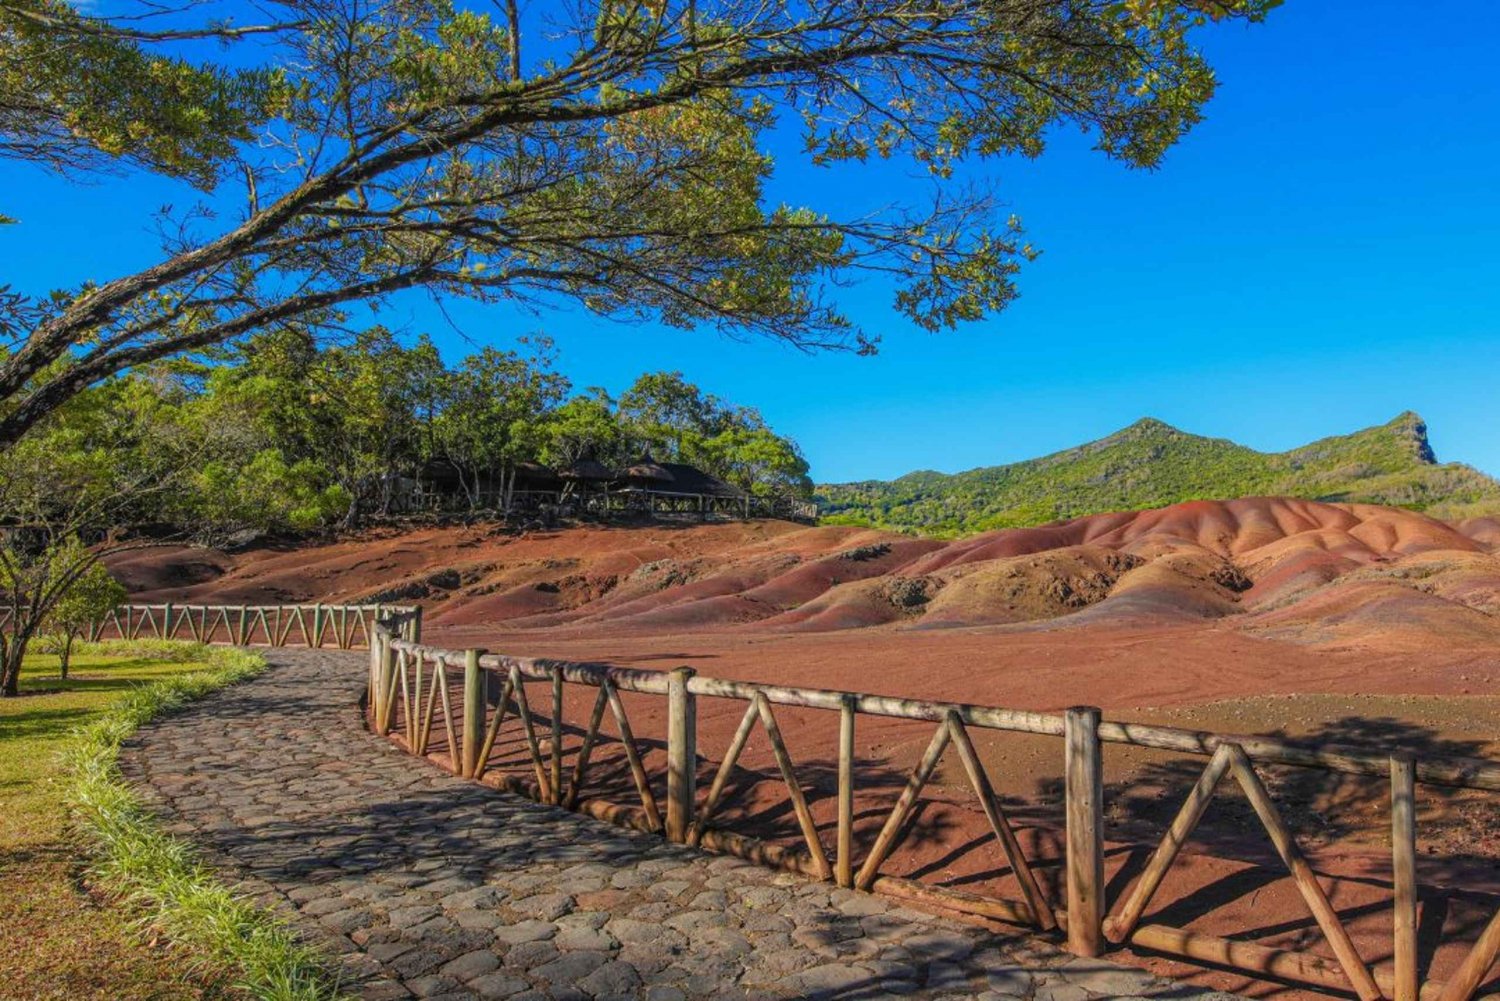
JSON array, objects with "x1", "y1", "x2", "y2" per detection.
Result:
[{"x1": 0, "y1": 0, "x2": 1278, "y2": 447}]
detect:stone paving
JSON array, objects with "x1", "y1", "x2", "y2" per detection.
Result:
[{"x1": 119, "y1": 650, "x2": 1245, "y2": 1001}]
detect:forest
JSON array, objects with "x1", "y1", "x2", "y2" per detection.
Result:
[{"x1": 0, "y1": 327, "x2": 811, "y2": 541}]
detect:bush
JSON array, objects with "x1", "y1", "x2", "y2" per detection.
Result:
[{"x1": 72, "y1": 638, "x2": 215, "y2": 662}]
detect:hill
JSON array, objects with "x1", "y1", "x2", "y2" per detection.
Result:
[{"x1": 814, "y1": 412, "x2": 1500, "y2": 536}]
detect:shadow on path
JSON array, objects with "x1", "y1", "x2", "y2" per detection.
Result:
[{"x1": 120, "y1": 650, "x2": 1248, "y2": 1001}]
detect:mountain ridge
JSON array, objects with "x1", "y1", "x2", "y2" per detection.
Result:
[{"x1": 816, "y1": 412, "x2": 1500, "y2": 537}]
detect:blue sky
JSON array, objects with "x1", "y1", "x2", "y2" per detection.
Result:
[{"x1": 4, "y1": 1, "x2": 1498, "y2": 483}]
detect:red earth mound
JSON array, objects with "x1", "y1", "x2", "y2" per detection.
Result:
[{"x1": 114, "y1": 497, "x2": 1500, "y2": 656}]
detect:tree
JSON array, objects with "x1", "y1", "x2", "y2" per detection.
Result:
[
  {"x1": 169, "y1": 326, "x2": 446, "y2": 528},
  {"x1": 0, "y1": 0, "x2": 1278, "y2": 447},
  {"x1": 0, "y1": 0, "x2": 286, "y2": 184},
  {"x1": 0, "y1": 367, "x2": 220, "y2": 696},
  {"x1": 617, "y1": 371, "x2": 721, "y2": 459},
  {"x1": 436, "y1": 341, "x2": 569, "y2": 509},
  {"x1": 273, "y1": 329, "x2": 444, "y2": 523},
  {"x1": 1, "y1": 537, "x2": 84, "y2": 695},
  {"x1": 614, "y1": 371, "x2": 809, "y2": 496},
  {"x1": 39, "y1": 555, "x2": 125, "y2": 679},
  {"x1": 189, "y1": 450, "x2": 351, "y2": 535},
  {"x1": 541, "y1": 391, "x2": 629, "y2": 470},
  {"x1": 705, "y1": 426, "x2": 813, "y2": 499}
]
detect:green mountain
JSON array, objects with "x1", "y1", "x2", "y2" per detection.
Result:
[{"x1": 815, "y1": 412, "x2": 1500, "y2": 537}]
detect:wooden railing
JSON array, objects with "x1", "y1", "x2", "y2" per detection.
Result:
[
  {"x1": 388, "y1": 486, "x2": 819, "y2": 522},
  {"x1": 360, "y1": 616, "x2": 1500, "y2": 1001},
  {"x1": 57, "y1": 600, "x2": 1497, "y2": 1000},
  {"x1": 78, "y1": 602, "x2": 422, "y2": 650}
]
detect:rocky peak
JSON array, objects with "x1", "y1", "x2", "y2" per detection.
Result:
[{"x1": 1391, "y1": 411, "x2": 1437, "y2": 464}]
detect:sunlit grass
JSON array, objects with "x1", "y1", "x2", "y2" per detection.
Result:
[
  {"x1": 0, "y1": 644, "x2": 209, "y2": 844},
  {"x1": 0, "y1": 644, "x2": 230, "y2": 999},
  {"x1": 0, "y1": 642, "x2": 351, "y2": 1000}
]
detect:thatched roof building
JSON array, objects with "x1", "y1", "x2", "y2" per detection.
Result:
[
  {"x1": 559, "y1": 457, "x2": 613, "y2": 482},
  {"x1": 513, "y1": 461, "x2": 561, "y2": 490},
  {"x1": 654, "y1": 462, "x2": 745, "y2": 499},
  {"x1": 417, "y1": 457, "x2": 466, "y2": 490},
  {"x1": 616, "y1": 453, "x2": 675, "y2": 487}
]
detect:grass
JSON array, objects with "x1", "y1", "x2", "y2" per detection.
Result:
[{"x1": 0, "y1": 641, "x2": 348, "y2": 1000}]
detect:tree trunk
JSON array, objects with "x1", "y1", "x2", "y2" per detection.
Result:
[
  {"x1": 341, "y1": 489, "x2": 360, "y2": 531},
  {"x1": 454, "y1": 462, "x2": 479, "y2": 512},
  {"x1": 0, "y1": 638, "x2": 25, "y2": 698},
  {"x1": 59, "y1": 633, "x2": 74, "y2": 680}
]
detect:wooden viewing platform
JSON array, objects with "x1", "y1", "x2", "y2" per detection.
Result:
[{"x1": 392, "y1": 486, "x2": 818, "y2": 523}]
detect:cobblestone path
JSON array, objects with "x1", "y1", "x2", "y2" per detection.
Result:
[{"x1": 120, "y1": 650, "x2": 1243, "y2": 1001}]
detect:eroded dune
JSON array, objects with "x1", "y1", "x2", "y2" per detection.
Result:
[{"x1": 109, "y1": 497, "x2": 1500, "y2": 654}]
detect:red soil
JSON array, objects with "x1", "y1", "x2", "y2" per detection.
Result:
[
  {"x1": 111, "y1": 497, "x2": 1500, "y2": 671},
  {"x1": 110, "y1": 498, "x2": 1500, "y2": 999}
]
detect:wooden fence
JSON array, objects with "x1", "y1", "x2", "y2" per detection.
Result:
[
  {"x1": 71, "y1": 602, "x2": 423, "y2": 650},
  {"x1": 57, "y1": 601, "x2": 1498, "y2": 1000},
  {"x1": 392, "y1": 486, "x2": 819, "y2": 522},
  {"x1": 361, "y1": 614, "x2": 1500, "y2": 1001}
]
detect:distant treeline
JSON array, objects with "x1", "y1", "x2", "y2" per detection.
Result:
[{"x1": 6, "y1": 328, "x2": 811, "y2": 537}]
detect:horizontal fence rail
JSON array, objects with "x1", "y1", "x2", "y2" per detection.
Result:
[{"x1": 59, "y1": 601, "x2": 1497, "y2": 1001}]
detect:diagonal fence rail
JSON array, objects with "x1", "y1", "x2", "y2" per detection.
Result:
[{"x1": 64, "y1": 602, "x2": 1499, "y2": 1001}]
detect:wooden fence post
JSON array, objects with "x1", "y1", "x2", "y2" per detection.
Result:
[
  {"x1": 1391, "y1": 753, "x2": 1419, "y2": 1001},
  {"x1": 368, "y1": 631, "x2": 382, "y2": 724},
  {"x1": 461, "y1": 649, "x2": 486, "y2": 777},
  {"x1": 163, "y1": 602, "x2": 174, "y2": 639},
  {"x1": 1066, "y1": 705, "x2": 1105, "y2": 958},
  {"x1": 550, "y1": 666, "x2": 564, "y2": 804},
  {"x1": 408, "y1": 606, "x2": 423, "y2": 643},
  {"x1": 837, "y1": 694, "x2": 856, "y2": 888},
  {"x1": 666, "y1": 667, "x2": 697, "y2": 843},
  {"x1": 378, "y1": 636, "x2": 398, "y2": 736},
  {"x1": 368, "y1": 631, "x2": 381, "y2": 723}
]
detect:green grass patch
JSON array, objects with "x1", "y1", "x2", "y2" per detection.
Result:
[
  {"x1": 0, "y1": 642, "x2": 349, "y2": 1000},
  {"x1": 0, "y1": 645, "x2": 234, "y2": 1000},
  {"x1": 61, "y1": 642, "x2": 352, "y2": 1001}
]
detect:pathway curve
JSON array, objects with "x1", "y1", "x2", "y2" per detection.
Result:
[{"x1": 120, "y1": 650, "x2": 1242, "y2": 1001}]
